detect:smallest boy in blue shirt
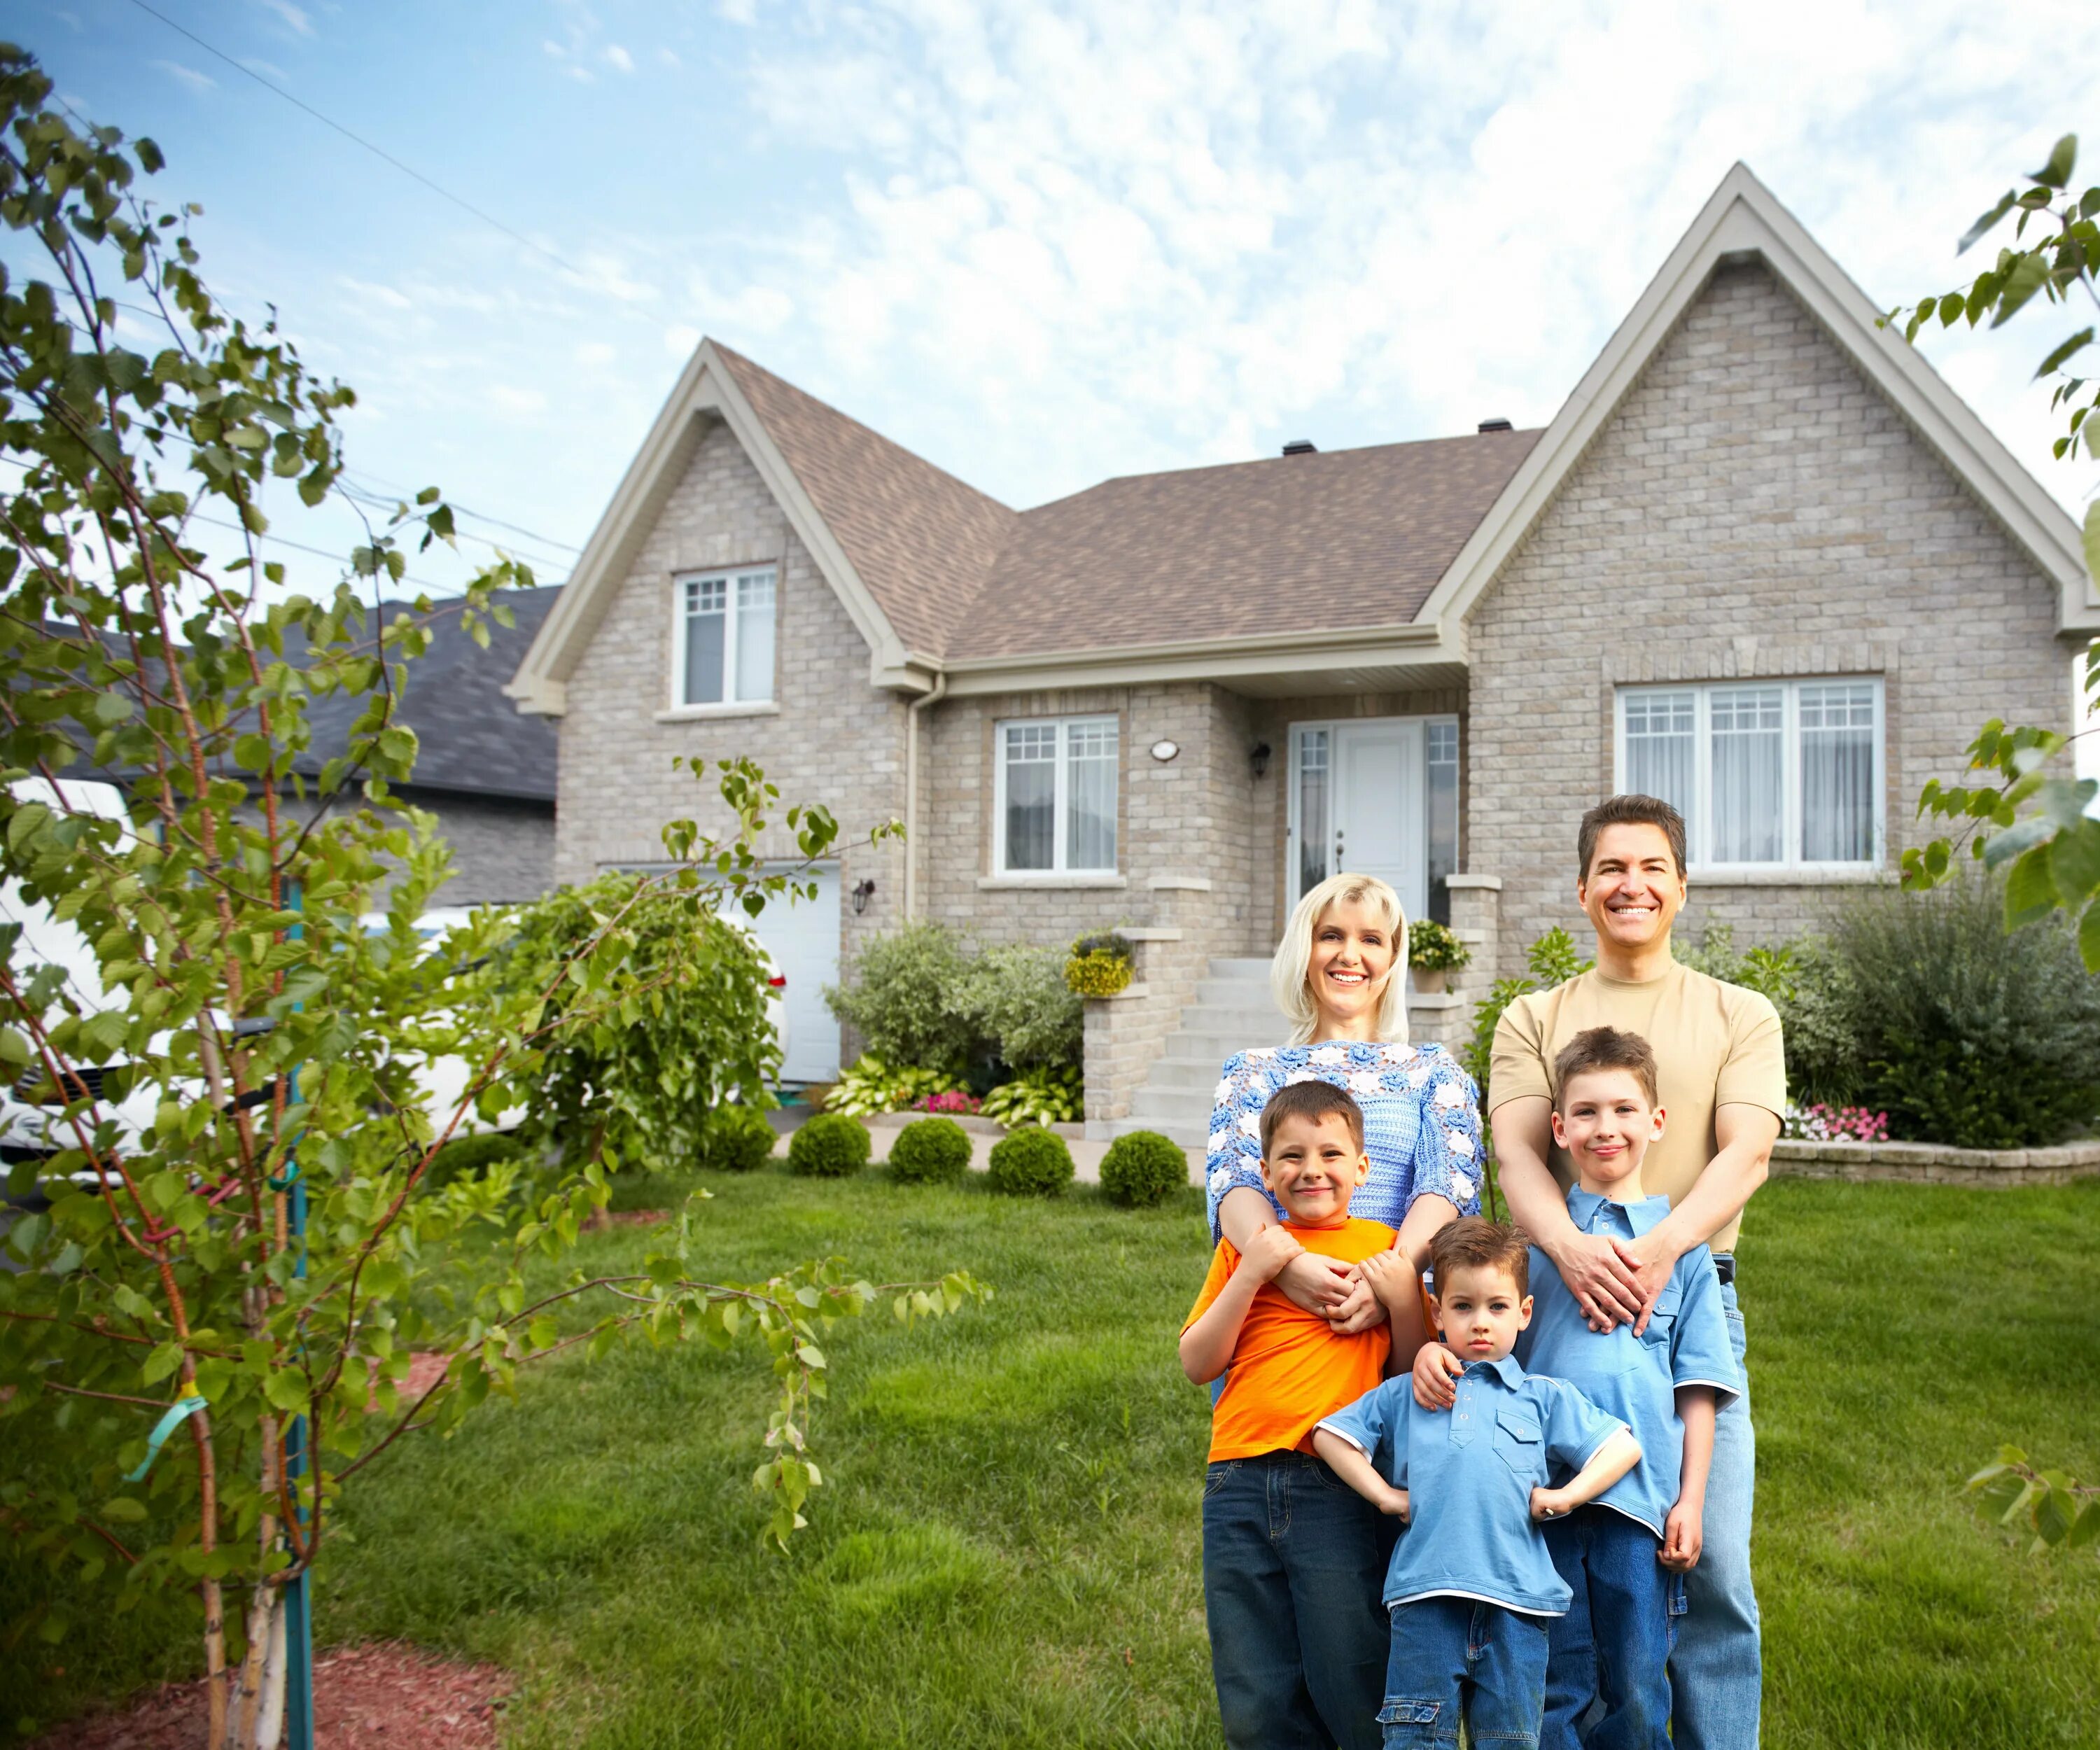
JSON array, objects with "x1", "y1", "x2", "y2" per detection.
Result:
[
  {"x1": 1315, "y1": 1219, "x2": 1639, "y2": 1749},
  {"x1": 1516, "y1": 1026, "x2": 1742, "y2": 1750}
]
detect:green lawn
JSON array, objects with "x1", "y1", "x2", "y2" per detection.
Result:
[{"x1": 11, "y1": 1170, "x2": 2100, "y2": 1746}]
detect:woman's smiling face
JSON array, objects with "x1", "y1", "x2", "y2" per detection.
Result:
[{"x1": 1307, "y1": 894, "x2": 1396, "y2": 1038}]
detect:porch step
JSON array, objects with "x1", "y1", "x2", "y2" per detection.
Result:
[{"x1": 1116, "y1": 958, "x2": 1275, "y2": 1149}]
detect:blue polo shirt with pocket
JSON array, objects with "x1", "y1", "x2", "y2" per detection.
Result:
[
  {"x1": 1515, "y1": 1187, "x2": 1742, "y2": 1539},
  {"x1": 1317, "y1": 1354, "x2": 1626, "y2": 1616}
]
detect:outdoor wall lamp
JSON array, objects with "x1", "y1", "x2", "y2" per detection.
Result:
[
  {"x1": 1248, "y1": 742, "x2": 1272, "y2": 780},
  {"x1": 851, "y1": 878, "x2": 876, "y2": 914}
]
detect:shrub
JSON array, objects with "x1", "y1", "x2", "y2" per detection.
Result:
[
  {"x1": 788, "y1": 1112, "x2": 873, "y2": 1177},
  {"x1": 986, "y1": 1125, "x2": 1075, "y2": 1196},
  {"x1": 1810, "y1": 874, "x2": 2100, "y2": 1149},
  {"x1": 1407, "y1": 918, "x2": 1472, "y2": 974},
  {"x1": 826, "y1": 1054, "x2": 963, "y2": 1116},
  {"x1": 1099, "y1": 1130, "x2": 1188, "y2": 1207},
  {"x1": 967, "y1": 943, "x2": 1084, "y2": 1066},
  {"x1": 914, "y1": 1088, "x2": 981, "y2": 1116},
  {"x1": 424, "y1": 1130, "x2": 526, "y2": 1189},
  {"x1": 699, "y1": 1103, "x2": 777, "y2": 1172},
  {"x1": 824, "y1": 921, "x2": 976, "y2": 1072},
  {"x1": 981, "y1": 1065, "x2": 1084, "y2": 1128},
  {"x1": 889, "y1": 1116, "x2": 974, "y2": 1186}
]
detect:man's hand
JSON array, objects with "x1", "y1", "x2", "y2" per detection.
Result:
[
  {"x1": 1245, "y1": 1224, "x2": 1306, "y2": 1284},
  {"x1": 1410, "y1": 1340, "x2": 1464, "y2": 1410},
  {"x1": 1660, "y1": 1498, "x2": 1703, "y2": 1571},
  {"x1": 1549, "y1": 1231, "x2": 1652, "y2": 1332},
  {"x1": 1270, "y1": 1248, "x2": 1355, "y2": 1313},
  {"x1": 1531, "y1": 1485, "x2": 1574, "y2": 1522}
]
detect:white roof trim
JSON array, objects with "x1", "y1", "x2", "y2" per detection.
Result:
[
  {"x1": 1416, "y1": 162, "x2": 2099, "y2": 639},
  {"x1": 937, "y1": 622, "x2": 1460, "y2": 696},
  {"x1": 505, "y1": 339, "x2": 909, "y2": 716}
]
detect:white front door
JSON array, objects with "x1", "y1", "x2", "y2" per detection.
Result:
[
  {"x1": 724, "y1": 864, "x2": 841, "y2": 1084},
  {"x1": 1333, "y1": 721, "x2": 1427, "y2": 927}
]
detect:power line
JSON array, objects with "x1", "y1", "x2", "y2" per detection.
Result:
[
  {"x1": 339, "y1": 468, "x2": 582, "y2": 554},
  {"x1": 123, "y1": 0, "x2": 585, "y2": 281}
]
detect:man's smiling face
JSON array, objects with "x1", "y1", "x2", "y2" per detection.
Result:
[{"x1": 1578, "y1": 821, "x2": 1686, "y2": 954}]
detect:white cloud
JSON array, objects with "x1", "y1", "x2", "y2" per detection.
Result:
[
  {"x1": 487, "y1": 384, "x2": 548, "y2": 416},
  {"x1": 153, "y1": 60, "x2": 217, "y2": 94},
  {"x1": 240, "y1": 58, "x2": 291, "y2": 82},
  {"x1": 664, "y1": 323, "x2": 701, "y2": 357},
  {"x1": 576, "y1": 340, "x2": 617, "y2": 366},
  {"x1": 655, "y1": 46, "x2": 682, "y2": 68},
  {"x1": 718, "y1": 0, "x2": 757, "y2": 24},
  {"x1": 603, "y1": 43, "x2": 635, "y2": 74},
  {"x1": 251, "y1": 0, "x2": 315, "y2": 36}
]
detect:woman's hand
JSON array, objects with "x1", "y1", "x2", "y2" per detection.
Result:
[
  {"x1": 1271, "y1": 1250, "x2": 1357, "y2": 1317},
  {"x1": 1323, "y1": 1272, "x2": 1392, "y2": 1336}
]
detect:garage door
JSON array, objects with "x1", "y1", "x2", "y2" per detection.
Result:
[{"x1": 727, "y1": 864, "x2": 841, "y2": 1085}]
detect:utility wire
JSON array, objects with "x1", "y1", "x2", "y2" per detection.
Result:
[
  {"x1": 125, "y1": 0, "x2": 586, "y2": 281},
  {"x1": 340, "y1": 468, "x2": 582, "y2": 553}
]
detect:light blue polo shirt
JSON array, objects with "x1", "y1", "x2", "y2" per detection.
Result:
[
  {"x1": 1516, "y1": 1186, "x2": 1742, "y2": 1539},
  {"x1": 1318, "y1": 1354, "x2": 1625, "y2": 1616}
]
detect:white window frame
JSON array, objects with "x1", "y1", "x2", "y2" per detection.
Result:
[
  {"x1": 991, "y1": 715, "x2": 1120, "y2": 876},
  {"x1": 671, "y1": 566, "x2": 776, "y2": 707},
  {"x1": 1613, "y1": 678, "x2": 1885, "y2": 874}
]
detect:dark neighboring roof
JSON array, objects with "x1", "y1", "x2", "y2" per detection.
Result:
[
  {"x1": 949, "y1": 430, "x2": 1541, "y2": 659},
  {"x1": 714, "y1": 344, "x2": 1018, "y2": 658},
  {"x1": 710, "y1": 344, "x2": 1539, "y2": 662},
  {"x1": 299, "y1": 586, "x2": 561, "y2": 804}
]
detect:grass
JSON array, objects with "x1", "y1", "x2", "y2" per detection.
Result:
[{"x1": 8, "y1": 1170, "x2": 2099, "y2": 1747}]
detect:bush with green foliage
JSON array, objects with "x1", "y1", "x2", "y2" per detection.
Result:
[
  {"x1": 824, "y1": 922, "x2": 977, "y2": 1072},
  {"x1": 825, "y1": 1054, "x2": 962, "y2": 1116},
  {"x1": 981, "y1": 1064, "x2": 1084, "y2": 1128},
  {"x1": 424, "y1": 1130, "x2": 526, "y2": 1189},
  {"x1": 967, "y1": 944, "x2": 1084, "y2": 1066},
  {"x1": 1098, "y1": 1130, "x2": 1187, "y2": 1208},
  {"x1": 788, "y1": 1112, "x2": 874, "y2": 1177},
  {"x1": 986, "y1": 1126, "x2": 1075, "y2": 1196},
  {"x1": 699, "y1": 1104, "x2": 777, "y2": 1172},
  {"x1": 888, "y1": 1116, "x2": 974, "y2": 1186},
  {"x1": 1808, "y1": 874, "x2": 2100, "y2": 1148}
]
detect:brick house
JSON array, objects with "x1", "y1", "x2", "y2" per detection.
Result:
[{"x1": 507, "y1": 164, "x2": 2097, "y2": 1137}]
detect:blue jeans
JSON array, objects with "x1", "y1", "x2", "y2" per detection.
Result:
[
  {"x1": 1203, "y1": 1452, "x2": 1396, "y2": 1749},
  {"x1": 1381, "y1": 1595, "x2": 1550, "y2": 1747},
  {"x1": 1541, "y1": 1507, "x2": 1683, "y2": 1750},
  {"x1": 1668, "y1": 1270, "x2": 1759, "y2": 1750}
]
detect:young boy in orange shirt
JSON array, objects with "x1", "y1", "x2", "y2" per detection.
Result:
[{"x1": 1181, "y1": 1079, "x2": 1425, "y2": 1750}]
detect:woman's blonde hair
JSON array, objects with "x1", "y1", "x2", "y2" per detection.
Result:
[{"x1": 1270, "y1": 872, "x2": 1410, "y2": 1046}]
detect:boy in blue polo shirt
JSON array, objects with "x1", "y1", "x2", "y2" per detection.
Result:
[
  {"x1": 1516, "y1": 1026, "x2": 1741, "y2": 1750},
  {"x1": 1315, "y1": 1219, "x2": 1639, "y2": 1749}
]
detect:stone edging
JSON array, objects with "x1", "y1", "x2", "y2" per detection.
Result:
[
  {"x1": 861, "y1": 1112, "x2": 1086, "y2": 1140},
  {"x1": 1769, "y1": 1138, "x2": 2100, "y2": 1186}
]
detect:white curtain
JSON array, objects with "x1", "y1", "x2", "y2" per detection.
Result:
[
  {"x1": 1064, "y1": 720, "x2": 1118, "y2": 871},
  {"x1": 1623, "y1": 690, "x2": 1696, "y2": 818},
  {"x1": 1800, "y1": 682, "x2": 1875, "y2": 861},
  {"x1": 682, "y1": 577, "x2": 725, "y2": 705},
  {"x1": 1709, "y1": 687, "x2": 1784, "y2": 862},
  {"x1": 734, "y1": 572, "x2": 776, "y2": 703},
  {"x1": 1002, "y1": 724, "x2": 1056, "y2": 869},
  {"x1": 1297, "y1": 730, "x2": 1329, "y2": 902}
]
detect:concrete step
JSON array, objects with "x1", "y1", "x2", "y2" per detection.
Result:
[
  {"x1": 1173, "y1": 1004, "x2": 1287, "y2": 1038},
  {"x1": 1156, "y1": 1028, "x2": 1285, "y2": 1064},
  {"x1": 1209, "y1": 957, "x2": 1273, "y2": 979},
  {"x1": 1194, "y1": 976, "x2": 1280, "y2": 1007},
  {"x1": 1130, "y1": 1084, "x2": 1215, "y2": 1124},
  {"x1": 1107, "y1": 1113, "x2": 1209, "y2": 1150},
  {"x1": 1144, "y1": 1056, "x2": 1231, "y2": 1091}
]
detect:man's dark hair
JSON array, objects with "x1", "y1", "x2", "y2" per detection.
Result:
[
  {"x1": 1552, "y1": 1025, "x2": 1660, "y2": 1110},
  {"x1": 1259, "y1": 1079, "x2": 1366, "y2": 1156},
  {"x1": 1427, "y1": 1216, "x2": 1531, "y2": 1299},
  {"x1": 1577, "y1": 793, "x2": 1687, "y2": 882}
]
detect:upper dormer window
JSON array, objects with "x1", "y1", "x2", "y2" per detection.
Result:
[{"x1": 675, "y1": 568, "x2": 776, "y2": 706}]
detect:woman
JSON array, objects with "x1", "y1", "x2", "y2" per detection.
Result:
[{"x1": 1208, "y1": 872, "x2": 1483, "y2": 1332}]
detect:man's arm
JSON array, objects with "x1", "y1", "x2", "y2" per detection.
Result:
[
  {"x1": 1218, "y1": 1184, "x2": 1371, "y2": 1323},
  {"x1": 1312, "y1": 1427, "x2": 1410, "y2": 1518},
  {"x1": 1640, "y1": 1102, "x2": 1777, "y2": 1274},
  {"x1": 1661, "y1": 1386, "x2": 1716, "y2": 1572},
  {"x1": 1180, "y1": 1226, "x2": 1302, "y2": 1383}
]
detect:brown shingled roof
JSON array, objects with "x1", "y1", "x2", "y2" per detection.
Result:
[
  {"x1": 713, "y1": 343, "x2": 1016, "y2": 657},
  {"x1": 951, "y1": 431, "x2": 1541, "y2": 659},
  {"x1": 714, "y1": 344, "x2": 1538, "y2": 663}
]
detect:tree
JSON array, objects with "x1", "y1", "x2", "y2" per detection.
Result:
[
  {"x1": 1883, "y1": 134, "x2": 2100, "y2": 968},
  {"x1": 0, "y1": 51, "x2": 979, "y2": 1749}
]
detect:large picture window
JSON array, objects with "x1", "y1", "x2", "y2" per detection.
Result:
[
  {"x1": 1616, "y1": 679, "x2": 1883, "y2": 872},
  {"x1": 995, "y1": 716, "x2": 1119, "y2": 874},
  {"x1": 673, "y1": 567, "x2": 776, "y2": 706}
]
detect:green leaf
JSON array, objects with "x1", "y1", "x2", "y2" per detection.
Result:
[
  {"x1": 2079, "y1": 897, "x2": 2100, "y2": 974},
  {"x1": 0, "y1": 1027, "x2": 31, "y2": 1070},
  {"x1": 1991, "y1": 251, "x2": 2052, "y2": 328},
  {"x1": 2084, "y1": 500, "x2": 2100, "y2": 589},
  {"x1": 262, "y1": 1369, "x2": 307, "y2": 1414},
  {"x1": 141, "y1": 1342, "x2": 183, "y2": 1385},
  {"x1": 2031, "y1": 134, "x2": 2078, "y2": 190},
  {"x1": 2067, "y1": 1497, "x2": 2100, "y2": 1548},
  {"x1": 2035, "y1": 326, "x2": 2094, "y2": 379},
  {"x1": 99, "y1": 1496, "x2": 148, "y2": 1524},
  {"x1": 2005, "y1": 843, "x2": 2061, "y2": 927},
  {"x1": 2049, "y1": 818, "x2": 2100, "y2": 907},
  {"x1": 1959, "y1": 189, "x2": 2017, "y2": 252},
  {"x1": 2034, "y1": 1478, "x2": 2076, "y2": 1544}
]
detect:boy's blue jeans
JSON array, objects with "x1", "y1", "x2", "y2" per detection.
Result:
[
  {"x1": 1541, "y1": 1506, "x2": 1684, "y2": 1750},
  {"x1": 1380, "y1": 1595, "x2": 1551, "y2": 1747},
  {"x1": 1202, "y1": 1452, "x2": 1396, "y2": 1749}
]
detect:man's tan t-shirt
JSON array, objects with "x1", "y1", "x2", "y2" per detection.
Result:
[{"x1": 1490, "y1": 961, "x2": 1785, "y2": 1255}]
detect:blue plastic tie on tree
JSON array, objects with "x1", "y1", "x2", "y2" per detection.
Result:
[
  {"x1": 269, "y1": 1164, "x2": 300, "y2": 1191},
  {"x1": 125, "y1": 1392, "x2": 208, "y2": 1482}
]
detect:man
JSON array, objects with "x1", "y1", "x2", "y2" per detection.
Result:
[{"x1": 1412, "y1": 794, "x2": 1783, "y2": 1750}]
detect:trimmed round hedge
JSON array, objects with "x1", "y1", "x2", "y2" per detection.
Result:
[
  {"x1": 1098, "y1": 1129, "x2": 1187, "y2": 1208},
  {"x1": 788, "y1": 1112, "x2": 872, "y2": 1178},
  {"x1": 986, "y1": 1125, "x2": 1074, "y2": 1197},
  {"x1": 699, "y1": 1103, "x2": 776, "y2": 1172},
  {"x1": 888, "y1": 1116, "x2": 972, "y2": 1186},
  {"x1": 425, "y1": 1129, "x2": 525, "y2": 1189}
]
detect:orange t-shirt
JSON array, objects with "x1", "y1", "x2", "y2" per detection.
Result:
[{"x1": 1183, "y1": 1215, "x2": 1396, "y2": 1462}]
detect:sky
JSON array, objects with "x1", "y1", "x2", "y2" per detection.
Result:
[{"x1": 7, "y1": 0, "x2": 2100, "y2": 687}]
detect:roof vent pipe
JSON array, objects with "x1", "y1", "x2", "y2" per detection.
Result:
[
  {"x1": 1280, "y1": 439, "x2": 1317, "y2": 456},
  {"x1": 1477, "y1": 417, "x2": 1513, "y2": 433}
]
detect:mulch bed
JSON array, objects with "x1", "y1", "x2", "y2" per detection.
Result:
[{"x1": 31, "y1": 1642, "x2": 512, "y2": 1749}]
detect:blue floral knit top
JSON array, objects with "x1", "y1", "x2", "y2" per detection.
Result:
[{"x1": 1205, "y1": 1041, "x2": 1485, "y2": 1244}]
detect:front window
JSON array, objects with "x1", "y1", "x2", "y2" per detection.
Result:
[
  {"x1": 996, "y1": 716, "x2": 1119, "y2": 873},
  {"x1": 676, "y1": 567, "x2": 776, "y2": 705},
  {"x1": 1616, "y1": 679, "x2": 1883, "y2": 870},
  {"x1": 1427, "y1": 720, "x2": 1459, "y2": 923}
]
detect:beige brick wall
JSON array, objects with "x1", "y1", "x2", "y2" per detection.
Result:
[
  {"x1": 552, "y1": 419, "x2": 907, "y2": 981},
  {"x1": 1466, "y1": 260, "x2": 2076, "y2": 968}
]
